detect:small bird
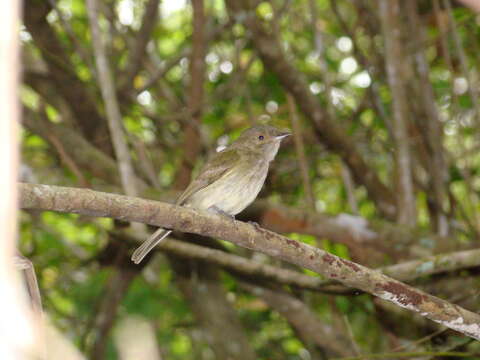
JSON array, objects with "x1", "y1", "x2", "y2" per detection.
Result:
[{"x1": 131, "y1": 125, "x2": 290, "y2": 264}]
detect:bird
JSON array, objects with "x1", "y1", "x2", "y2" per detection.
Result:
[{"x1": 131, "y1": 125, "x2": 290, "y2": 264}]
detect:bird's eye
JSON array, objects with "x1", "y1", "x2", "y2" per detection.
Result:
[{"x1": 258, "y1": 135, "x2": 264, "y2": 140}]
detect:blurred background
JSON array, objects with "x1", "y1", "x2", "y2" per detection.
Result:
[{"x1": 19, "y1": 0, "x2": 480, "y2": 359}]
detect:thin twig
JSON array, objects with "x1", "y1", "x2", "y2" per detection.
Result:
[
  {"x1": 391, "y1": 328, "x2": 447, "y2": 353},
  {"x1": 14, "y1": 255, "x2": 43, "y2": 316},
  {"x1": 342, "y1": 314, "x2": 361, "y2": 356},
  {"x1": 309, "y1": 0, "x2": 334, "y2": 117},
  {"x1": 38, "y1": 105, "x2": 90, "y2": 187},
  {"x1": 340, "y1": 165, "x2": 358, "y2": 214},
  {"x1": 287, "y1": 94, "x2": 315, "y2": 210}
]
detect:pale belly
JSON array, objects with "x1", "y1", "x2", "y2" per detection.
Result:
[{"x1": 185, "y1": 162, "x2": 269, "y2": 215}]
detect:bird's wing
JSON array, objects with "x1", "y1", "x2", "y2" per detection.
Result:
[{"x1": 176, "y1": 148, "x2": 240, "y2": 205}]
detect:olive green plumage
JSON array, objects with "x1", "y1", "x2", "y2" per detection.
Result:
[{"x1": 131, "y1": 125, "x2": 290, "y2": 264}]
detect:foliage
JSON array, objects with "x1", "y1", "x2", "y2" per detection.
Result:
[{"x1": 21, "y1": 0, "x2": 480, "y2": 358}]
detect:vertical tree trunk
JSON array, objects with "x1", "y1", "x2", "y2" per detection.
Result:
[
  {"x1": 405, "y1": 0, "x2": 449, "y2": 235},
  {"x1": 0, "y1": 0, "x2": 38, "y2": 357},
  {"x1": 379, "y1": 0, "x2": 417, "y2": 226},
  {"x1": 175, "y1": 0, "x2": 207, "y2": 188}
]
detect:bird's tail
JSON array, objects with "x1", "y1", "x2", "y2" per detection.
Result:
[{"x1": 131, "y1": 228, "x2": 172, "y2": 264}]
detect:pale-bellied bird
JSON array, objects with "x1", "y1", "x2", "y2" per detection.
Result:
[{"x1": 131, "y1": 125, "x2": 290, "y2": 264}]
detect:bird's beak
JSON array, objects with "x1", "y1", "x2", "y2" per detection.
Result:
[{"x1": 275, "y1": 131, "x2": 291, "y2": 140}]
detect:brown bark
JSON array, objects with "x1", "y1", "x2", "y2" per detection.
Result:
[
  {"x1": 21, "y1": 99, "x2": 457, "y2": 263},
  {"x1": 21, "y1": 92, "x2": 433, "y2": 264},
  {"x1": 406, "y1": 1, "x2": 449, "y2": 235},
  {"x1": 86, "y1": 0, "x2": 139, "y2": 198},
  {"x1": 161, "y1": 4, "x2": 256, "y2": 358},
  {"x1": 19, "y1": 183, "x2": 480, "y2": 340},
  {"x1": 174, "y1": 0, "x2": 207, "y2": 188},
  {"x1": 20, "y1": 106, "x2": 462, "y2": 264},
  {"x1": 121, "y1": 230, "x2": 480, "y2": 294},
  {"x1": 379, "y1": 0, "x2": 417, "y2": 226}
]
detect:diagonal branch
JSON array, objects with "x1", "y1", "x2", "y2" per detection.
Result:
[
  {"x1": 121, "y1": 230, "x2": 480, "y2": 294},
  {"x1": 19, "y1": 183, "x2": 480, "y2": 340}
]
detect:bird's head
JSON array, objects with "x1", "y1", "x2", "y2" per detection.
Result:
[{"x1": 232, "y1": 125, "x2": 291, "y2": 161}]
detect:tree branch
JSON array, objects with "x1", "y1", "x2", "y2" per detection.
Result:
[
  {"x1": 121, "y1": 227, "x2": 480, "y2": 294},
  {"x1": 174, "y1": 0, "x2": 207, "y2": 188},
  {"x1": 86, "y1": 0, "x2": 139, "y2": 198},
  {"x1": 379, "y1": 0, "x2": 416, "y2": 226},
  {"x1": 19, "y1": 183, "x2": 480, "y2": 340},
  {"x1": 406, "y1": 0, "x2": 449, "y2": 235}
]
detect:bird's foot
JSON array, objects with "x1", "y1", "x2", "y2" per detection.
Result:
[
  {"x1": 248, "y1": 221, "x2": 261, "y2": 230},
  {"x1": 209, "y1": 206, "x2": 236, "y2": 222}
]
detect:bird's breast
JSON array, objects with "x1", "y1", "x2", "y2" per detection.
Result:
[{"x1": 186, "y1": 160, "x2": 269, "y2": 215}]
